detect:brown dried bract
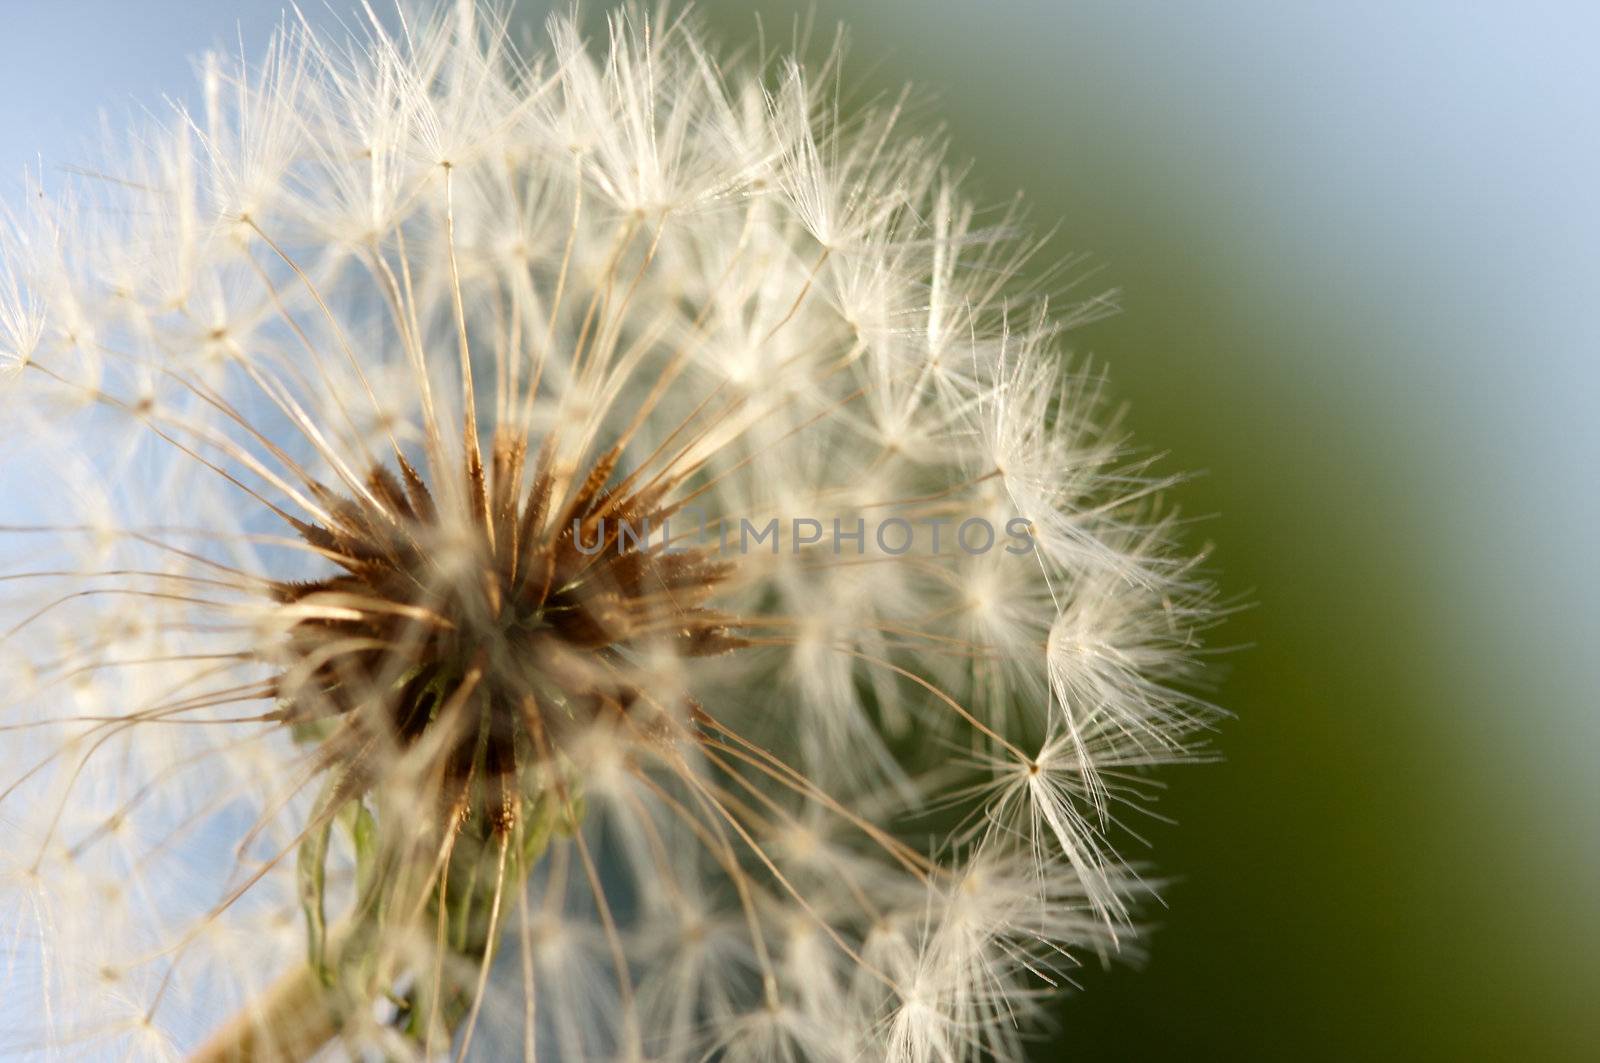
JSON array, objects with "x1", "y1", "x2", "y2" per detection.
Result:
[{"x1": 268, "y1": 430, "x2": 745, "y2": 837}]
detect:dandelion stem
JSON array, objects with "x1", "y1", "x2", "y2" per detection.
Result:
[{"x1": 187, "y1": 961, "x2": 338, "y2": 1063}]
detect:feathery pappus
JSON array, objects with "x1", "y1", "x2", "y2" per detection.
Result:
[{"x1": 0, "y1": 2, "x2": 1223, "y2": 1059}]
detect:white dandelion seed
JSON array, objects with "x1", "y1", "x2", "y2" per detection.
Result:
[{"x1": 0, "y1": 2, "x2": 1223, "y2": 1060}]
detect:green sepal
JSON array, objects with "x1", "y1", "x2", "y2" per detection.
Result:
[{"x1": 297, "y1": 774, "x2": 346, "y2": 987}]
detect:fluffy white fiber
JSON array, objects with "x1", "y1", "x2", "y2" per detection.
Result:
[{"x1": 0, "y1": 3, "x2": 1221, "y2": 1059}]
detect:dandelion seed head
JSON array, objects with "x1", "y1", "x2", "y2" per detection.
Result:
[{"x1": 0, "y1": 2, "x2": 1223, "y2": 1058}]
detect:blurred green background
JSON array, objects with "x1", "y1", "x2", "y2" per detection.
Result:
[{"x1": 4, "y1": 1, "x2": 1595, "y2": 1058}]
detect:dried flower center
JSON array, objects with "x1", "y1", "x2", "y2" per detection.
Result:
[{"x1": 269, "y1": 430, "x2": 744, "y2": 836}]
